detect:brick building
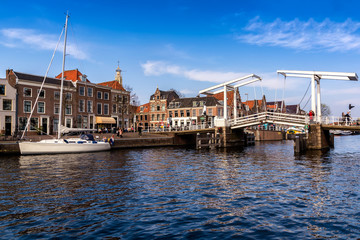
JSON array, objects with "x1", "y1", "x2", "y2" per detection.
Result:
[{"x1": 0, "y1": 77, "x2": 16, "y2": 135}]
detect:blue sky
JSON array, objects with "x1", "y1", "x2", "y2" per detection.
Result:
[{"x1": 1, "y1": 0, "x2": 360, "y2": 116}]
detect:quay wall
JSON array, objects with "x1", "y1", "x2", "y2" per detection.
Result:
[{"x1": 247, "y1": 130, "x2": 285, "y2": 141}]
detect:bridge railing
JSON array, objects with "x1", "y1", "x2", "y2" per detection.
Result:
[
  {"x1": 144, "y1": 122, "x2": 215, "y2": 133},
  {"x1": 320, "y1": 116, "x2": 359, "y2": 126},
  {"x1": 229, "y1": 112, "x2": 308, "y2": 128}
]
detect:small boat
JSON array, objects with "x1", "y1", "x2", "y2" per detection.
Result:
[
  {"x1": 286, "y1": 127, "x2": 304, "y2": 134},
  {"x1": 19, "y1": 14, "x2": 110, "y2": 155},
  {"x1": 330, "y1": 130, "x2": 353, "y2": 136}
]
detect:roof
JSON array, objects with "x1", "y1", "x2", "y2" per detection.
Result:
[
  {"x1": 168, "y1": 96, "x2": 220, "y2": 109},
  {"x1": 212, "y1": 90, "x2": 234, "y2": 106},
  {"x1": 286, "y1": 104, "x2": 299, "y2": 114},
  {"x1": 150, "y1": 90, "x2": 179, "y2": 100},
  {"x1": 55, "y1": 69, "x2": 91, "y2": 83},
  {"x1": 243, "y1": 100, "x2": 263, "y2": 109},
  {"x1": 13, "y1": 71, "x2": 74, "y2": 88},
  {"x1": 97, "y1": 80, "x2": 127, "y2": 91},
  {"x1": 136, "y1": 103, "x2": 150, "y2": 113}
]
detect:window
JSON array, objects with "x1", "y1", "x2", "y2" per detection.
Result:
[
  {"x1": 54, "y1": 91, "x2": 60, "y2": 100},
  {"x1": 83, "y1": 116, "x2": 88, "y2": 128},
  {"x1": 97, "y1": 91, "x2": 102, "y2": 99},
  {"x1": 87, "y1": 100, "x2": 93, "y2": 113},
  {"x1": 66, "y1": 118, "x2": 72, "y2": 128},
  {"x1": 186, "y1": 110, "x2": 190, "y2": 117},
  {"x1": 113, "y1": 104, "x2": 117, "y2": 113},
  {"x1": 3, "y1": 99, "x2": 12, "y2": 110},
  {"x1": 79, "y1": 86, "x2": 85, "y2": 96},
  {"x1": 208, "y1": 108, "x2": 213, "y2": 116},
  {"x1": 118, "y1": 105, "x2": 122, "y2": 113},
  {"x1": 123, "y1": 96, "x2": 127, "y2": 103},
  {"x1": 54, "y1": 103, "x2": 60, "y2": 114},
  {"x1": 198, "y1": 109, "x2": 202, "y2": 116},
  {"x1": 19, "y1": 117, "x2": 27, "y2": 130},
  {"x1": 104, "y1": 92, "x2": 109, "y2": 100},
  {"x1": 24, "y1": 100, "x2": 31, "y2": 113},
  {"x1": 104, "y1": 104, "x2": 109, "y2": 115},
  {"x1": 37, "y1": 89, "x2": 45, "y2": 98},
  {"x1": 175, "y1": 111, "x2": 178, "y2": 117},
  {"x1": 169, "y1": 111, "x2": 173, "y2": 117},
  {"x1": 24, "y1": 88, "x2": 32, "y2": 97},
  {"x1": 88, "y1": 87, "x2": 93, "y2": 97},
  {"x1": 157, "y1": 105, "x2": 160, "y2": 111},
  {"x1": 151, "y1": 114, "x2": 154, "y2": 121},
  {"x1": 193, "y1": 101, "x2": 197, "y2": 107},
  {"x1": 65, "y1": 92, "x2": 72, "y2": 100},
  {"x1": 30, "y1": 118, "x2": 39, "y2": 130},
  {"x1": 97, "y1": 103, "x2": 102, "y2": 114},
  {"x1": 192, "y1": 109, "x2": 196, "y2": 117},
  {"x1": 140, "y1": 106, "x2": 144, "y2": 112},
  {"x1": 162, "y1": 114, "x2": 165, "y2": 121},
  {"x1": 79, "y1": 100, "x2": 85, "y2": 112},
  {"x1": 145, "y1": 115, "x2": 148, "y2": 121},
  {"x1": 117, "y1": 95, "x2": 122, "y2": 102},
  {"x1": 162, "y1": 104, "x2": 165, "y2": 111},
  {"x1": 0, "y1": 85, "x2": 5, "y2": 95},
  {"x1": 151, "y1": 105, "x2": 154, "y2": 112},
  {"x1": 157, "y1": 114, "x2": 160, "y2": 121},
  {"x1": 140, "y1": 115, "x2": 143, "y2": 121},
  {"x1": 180, "y1": 110, "x2": 184, "y2": 117},
  {"x1": 65, "y1": 104, "x2": 72, "y2": 115},
  {"x1": 37, "y1": 102, "x2": 45, "y2": 113}
]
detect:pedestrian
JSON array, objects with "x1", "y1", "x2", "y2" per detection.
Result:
[
  {"x1": 138, "y1": 124, "x2": 142, "y2": 137},
  {"x1": 119, "y1": 128, "x2": 123, "y2": 138},
  {"x1": 309, "y1": 110, "x2": 315, "y2": 123}
]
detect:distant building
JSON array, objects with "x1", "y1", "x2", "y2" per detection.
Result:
[
  {"x1": 136, "y1": 103, "x2": 150, "y2": 129},
  {"x1": 148, "y1": 87, "x2": 179, "y2": 129},
  {"x1": 168, "y1": 96, "x2": 221, "y2": 128},
  {"x1": 211, "y1": 90, "x2": 242, "y2": 118},
  {"x1": 266, "y1": 101, "x2": 286, "y2": 113},
  {"x1": 0, "y1": 77, "x2": 16, "y2": 136}
]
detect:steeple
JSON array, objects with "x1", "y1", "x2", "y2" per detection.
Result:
[{"x1": 115, "y1": 61, "x2": 123, "y2": 86}]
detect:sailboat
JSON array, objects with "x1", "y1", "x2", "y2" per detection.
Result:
[{"x1": 19, "y1": 14, "x2": 111, "y2": 155}]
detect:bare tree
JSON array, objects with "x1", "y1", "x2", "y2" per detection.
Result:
[
  {"x1": 321, "y1": 103, "x2": 331, "y2": 116},
  {"x1": 169, "y1": 88, "x2": 184, "y2": 98}
]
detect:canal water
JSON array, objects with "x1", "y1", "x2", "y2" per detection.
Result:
[{"x1": 0, "y1": 136, "x2": 359, "y2": 239}]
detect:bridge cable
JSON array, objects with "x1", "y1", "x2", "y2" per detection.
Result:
[
  {"x1": 298, "y1": 80, "x2": 311, "y2": 105},
  {"x1": 281, "y1": 75, "x2": 286, "y2": 112},
  {"x1": 302, "y1": 95, "x2": 311, "y2": 109},
  {"x1": 274, "y1": 73, "x2": 278, "y2": 110}
]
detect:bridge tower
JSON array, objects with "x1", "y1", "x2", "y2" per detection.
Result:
[{"x1": 277, "y1": 70, "x2": 358, "y2": 123}]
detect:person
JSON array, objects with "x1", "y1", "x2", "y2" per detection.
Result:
[
  {"x1": 138, "y1": 123, "x2": 142, "y2": 137},
  {"x1": 309, "y1": 110, "x2": 315, "y2": 123},
  {"x1": 345, "y1": 112, "x2": 351, "y2": 125},
  {"x1": 119, "y1": 128, "x2": 123, "y2": 138}
]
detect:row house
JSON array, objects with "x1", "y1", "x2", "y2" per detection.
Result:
[
  {"x1": 168, "y1": 96, "x2": 221, "y2": 128},
  {"x1": 266, "y1": 101, "x2": 286, "y2": 113},
  {"x1": 136, "y1": 103, "x2": 150, "y2": 129},
  {"x1": 0, "y1": 78, "x2": 16, "y2": 135},
  {"x1": 211, "y1": 90, "x2": 242, "y2": 118},
  {"x1": 148, "y1": 88, "x2": 179, "y2": 129},
  {"x1": 6, "y1": 66, "x2": 131, "y2": 136},
  {"x1": 7, "y1": 69, "x2": 76, "y2": 135},
  {"x1": 56, "y1": 67, "x2": 131, "y2": 130}
]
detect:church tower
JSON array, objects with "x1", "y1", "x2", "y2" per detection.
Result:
[{"x1": 115, "y1": 63, "x2": 123, "y2": 86}]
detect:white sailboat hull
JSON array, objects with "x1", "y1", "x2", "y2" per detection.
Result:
[{"x1": 19, "y1": 139, "x2": 111, "y2": 155}]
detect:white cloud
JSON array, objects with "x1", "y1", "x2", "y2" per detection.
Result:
[
  {"x1": 141, "y1": 60, "x2": 247, "y2": 83},
  {"x1": 0, "y1": 28, "x2": 88, "y2": 60},
  {"x1": 238, "y1": 17, "x2": 360, "y2": 52}
]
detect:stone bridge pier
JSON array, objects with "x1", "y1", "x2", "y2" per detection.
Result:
[{"x1": 306, "y1": 124, "x2": 334, "y2": 150}]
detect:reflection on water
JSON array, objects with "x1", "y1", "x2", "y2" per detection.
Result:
[{"x1": 0, "y1": 136, "x2": 359, "y2": 239}]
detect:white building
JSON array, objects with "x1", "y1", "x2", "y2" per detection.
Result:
[{"x1": 0, "y1": 78, "x2": 16, "y2": 136}]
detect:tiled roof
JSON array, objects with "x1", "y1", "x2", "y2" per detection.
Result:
[
  {"x1": 150, "y1": 90, "x2": 179, "y2": 100},
  {"x1": 97, "y1": 80, "x2": 127, "y2": 91},
  {"x1": 212, "y1": 91, "x2": 235, "y2": 106},
  {"x1": 136, "y1": 103, "x2": 150, "y2": 113},
  {"x1": 13, "y1": 71, "x2": 74, "y2": 88},
  {"x1": 243, "y1": 100, "x2": 263, "y2": 109},
  {"x1": 168, "y1": 96, "x2": 220, "y2": 109},
  {"x1": 286, "y1": 104, "x2": 298, "y2": 114},
  {"x1": 55, "y1": 69, "x2": 91, "y2": 83}
]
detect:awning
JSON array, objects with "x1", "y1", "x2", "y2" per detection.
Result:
[{"x1": 96, "y1": 116, "x2": 116, "y2": 124}]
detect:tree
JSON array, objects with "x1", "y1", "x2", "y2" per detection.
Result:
[
  {"x1": 321, "y1": 103, "x2": 331, "y2": 116},
  {"x1": 169, "y1": 88, "x2": 184, "y2": 98},
  {"x1": 124, "y1": 85, "x2": 140, "y2": 106}
]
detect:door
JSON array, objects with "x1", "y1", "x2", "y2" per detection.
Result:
[
  {"x1": 5, "y1": 116, "x2": 11, "y2": 136},
  {"x1": 41, "y1": 117, "x2": 48, "y2": 135}
]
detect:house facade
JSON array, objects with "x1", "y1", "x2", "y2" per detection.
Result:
[
  {"x1": 136, "y1": 103, "x2": 150, "y2": 129},
  {"x1": 0, "y1": 78, "x2": 16, "y2": 136},
  {"x1": 148, "y1": 88, "x2": 179, "y2": 129},
  {"x1": 7, "y1": 69, "x2": 76, "y2": 135},
  {"x1": 168, "y1": 96, "x2": 221, "y2": 128}
]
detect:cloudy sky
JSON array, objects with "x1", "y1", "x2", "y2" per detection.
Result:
[{"x1": 1, "y1": 0, "x2": 360, "y2": 116}]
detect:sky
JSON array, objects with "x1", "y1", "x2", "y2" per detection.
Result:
[{"x1": 1, "y1": 0, "x2": 360, "y2": 116}]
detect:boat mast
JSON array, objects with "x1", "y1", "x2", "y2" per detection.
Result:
[{"x1": 58, "y1": 13, "x2": 69, "y2": 139}]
